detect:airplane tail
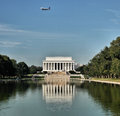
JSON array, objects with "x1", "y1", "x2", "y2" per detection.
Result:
[{"x1": 49, "y1": 7, "x2": 50, "y2": 10}]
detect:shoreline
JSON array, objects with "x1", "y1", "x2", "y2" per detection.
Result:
[
  {"x1": 85, "y1": 79, "x2": 120, "y2": 85},
  {"x1": 70, "y1": 78, "x2": 120, "y2": 85},
  {"x1": 1, "y1": 77, "x2": 120, "y2": 85},
  {"x1": 0, "y1": 78, "x2": 44, "y2": 82}
]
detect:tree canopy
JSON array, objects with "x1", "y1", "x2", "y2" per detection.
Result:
[
  {"x1": 29, "y1": 65, "x2": 42, "y2": 74},
  {"x1": 0, "y1": 55, "x2": 29, "y2": 78},
  {"x1": 76, "y1": 37, "x2": 120, "y2": 78}
]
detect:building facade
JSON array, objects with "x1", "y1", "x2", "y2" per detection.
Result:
[{"x1": 43, "y1": 57, "x2": 75, "y2": 72}]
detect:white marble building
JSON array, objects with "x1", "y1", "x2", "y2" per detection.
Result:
[{"x1": 43, "y1": 57, "x2": 75, "y2": 72}]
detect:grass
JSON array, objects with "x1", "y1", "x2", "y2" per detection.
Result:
[
  {"x1": 26, "y1": 74, "x2": 34, "y2": 76},
  {"x1": 92, "y1": 78, "x2": 120, "y2": 82}
]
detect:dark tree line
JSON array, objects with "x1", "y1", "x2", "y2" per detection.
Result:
[
  {"x1": 29, "y1": 65, "x2": 42, "y2": 74},
  {"x1": 76, "y1": 37, "x2": 120, "y2": 78},
  {"x1": 0, "y1": 54, "x2": 43, "y2": 78},
  {"x1": 0, "y1": 54, "x2": 29, "y2": 78}
]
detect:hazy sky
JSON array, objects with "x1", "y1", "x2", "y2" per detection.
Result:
[{"x1": 0, "y1": 0, "x2": 120, "y2": 66}]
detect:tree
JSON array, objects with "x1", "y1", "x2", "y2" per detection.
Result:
[
  {"x1": 0, "y1": 55, "x2": 14, "y2": 76},
  {"x1": 82, "y1": 37, "x2": 120, "y2": 78},
  {"x1": 29, "y1": 65, "x2": 43, "y2": 74},
  {"x1": 109, "y1": 37, "x2": 120, "y2": 59},
  {"x1": 29, "y1": 65, "x2": 37, "y2": 74},
  {"x1": 11, "y1": 59, "x2": 17, "y2": 75},
  {"x1": 110, "y1": 59, "x2": 120, "y2": 78},
  {"x1": 17, "y1": 62, "x2": 29, "y2": 77}
]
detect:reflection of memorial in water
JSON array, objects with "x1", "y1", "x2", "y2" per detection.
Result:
[
  {"x1": 42, "y1": 72, "x2": 75, "y2": 111},
  {"x1": 42, "y1": 82, "x2": 75, "y2": 111},
  {"x1": 42, "y1": 84, "x2": 75, "y2": 103}
]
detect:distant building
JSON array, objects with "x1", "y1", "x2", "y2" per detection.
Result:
[
  {"x1": 43, "y1": 57, "x2": 75, "y2": 72},
  {"x1": 75, "y1": 63, "x2": 83, "y2": 69}
]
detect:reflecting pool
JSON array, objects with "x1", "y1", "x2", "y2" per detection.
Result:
[{"x1": 0, "y1": 80, "x2": 120, "y2": 116}]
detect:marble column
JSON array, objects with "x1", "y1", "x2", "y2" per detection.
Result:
[
  {"x1": 65, "y1": 63, "x2": 66, "y2": 71},
  {"x1": 51, "y1": 63, "x2": 52, "y2": 70},
  {"x1": 59, "y1": 63, "x2": 61, "y2": 71},
  {"x1": 48, "y1": 63, "x2": 49, "y2": 71},
  {"x1": 62, "y1": 63, "x2": 64, "y2": 71},
  {"x1": 52, "y1": 63, "x2": 54, "y2": 70}
]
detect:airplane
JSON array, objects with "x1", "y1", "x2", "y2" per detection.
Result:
[{"x1": 40, "y1": 7, "x2": 50, "y2": 10}]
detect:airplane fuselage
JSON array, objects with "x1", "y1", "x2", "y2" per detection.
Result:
[{"x1": 40, "y1": 7, "x2": 50, "y2": 10}]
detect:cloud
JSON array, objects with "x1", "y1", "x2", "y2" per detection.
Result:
[
  {"x1": 93, "y1": 28, "x2": 120, "y2": 32},
  {"x1": 106, "y1": 9, "x2": 120, "y2": 18},
  {"x1": 110, "y1": 19, "x2": 120, "y2": 24},
  {"x1": 0, "y1": 24, "x2": 26, "y2": 33},
  {"x1": 0, "y1": 24, "x2": 78, "y2": 39},
  {"x1": 0, "y1": 41, "x2": 21, "y2": 47},
  {"x1": 106, "y1": 9, "x2": 120, "y2": 24}
]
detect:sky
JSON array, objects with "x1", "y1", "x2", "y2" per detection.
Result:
[{"x1": 0, "y1": 0, "x2": 120, "y2": 66}]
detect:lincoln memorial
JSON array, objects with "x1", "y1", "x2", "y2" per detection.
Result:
[{"x1": 43, "y1": 57, "x2": 75, "y2": 72}]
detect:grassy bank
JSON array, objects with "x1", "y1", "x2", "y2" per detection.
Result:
[{"x1": 91, "y1": 78, "x2": 120, "y2": 83}]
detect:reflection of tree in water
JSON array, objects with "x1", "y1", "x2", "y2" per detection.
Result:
[
  {"x1": 0, "y1": 81, "x2": 39, "y2": 103},
  {"x1": 79, "y1": 82, "x2": 120, "y2": 116}
]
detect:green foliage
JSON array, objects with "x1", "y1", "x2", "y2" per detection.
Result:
[
  {"x1": 77, "y1": 37, "x2": 120, "y2": 78},
  {"x1": 29, "y1": 65, "x2": 37, "y2": 74},
  {"x1": 109, "y1": 37, "x2": 120, "y2": 59},
  {"x1": 110, "y1": 58, "x2": 120, "y2": 77},
  {"x1": 0, "y1": 55, "x2": 29, "y2": 78},
  {"x1": 17, "y1": 62, "x2": 29, "y2": 77},
  {"x1": 29, "y1": 65, "x2": 42, "y2": 74},
  {"x1": 0, "y1": 55, "x2": 15, "y2": 76}
]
